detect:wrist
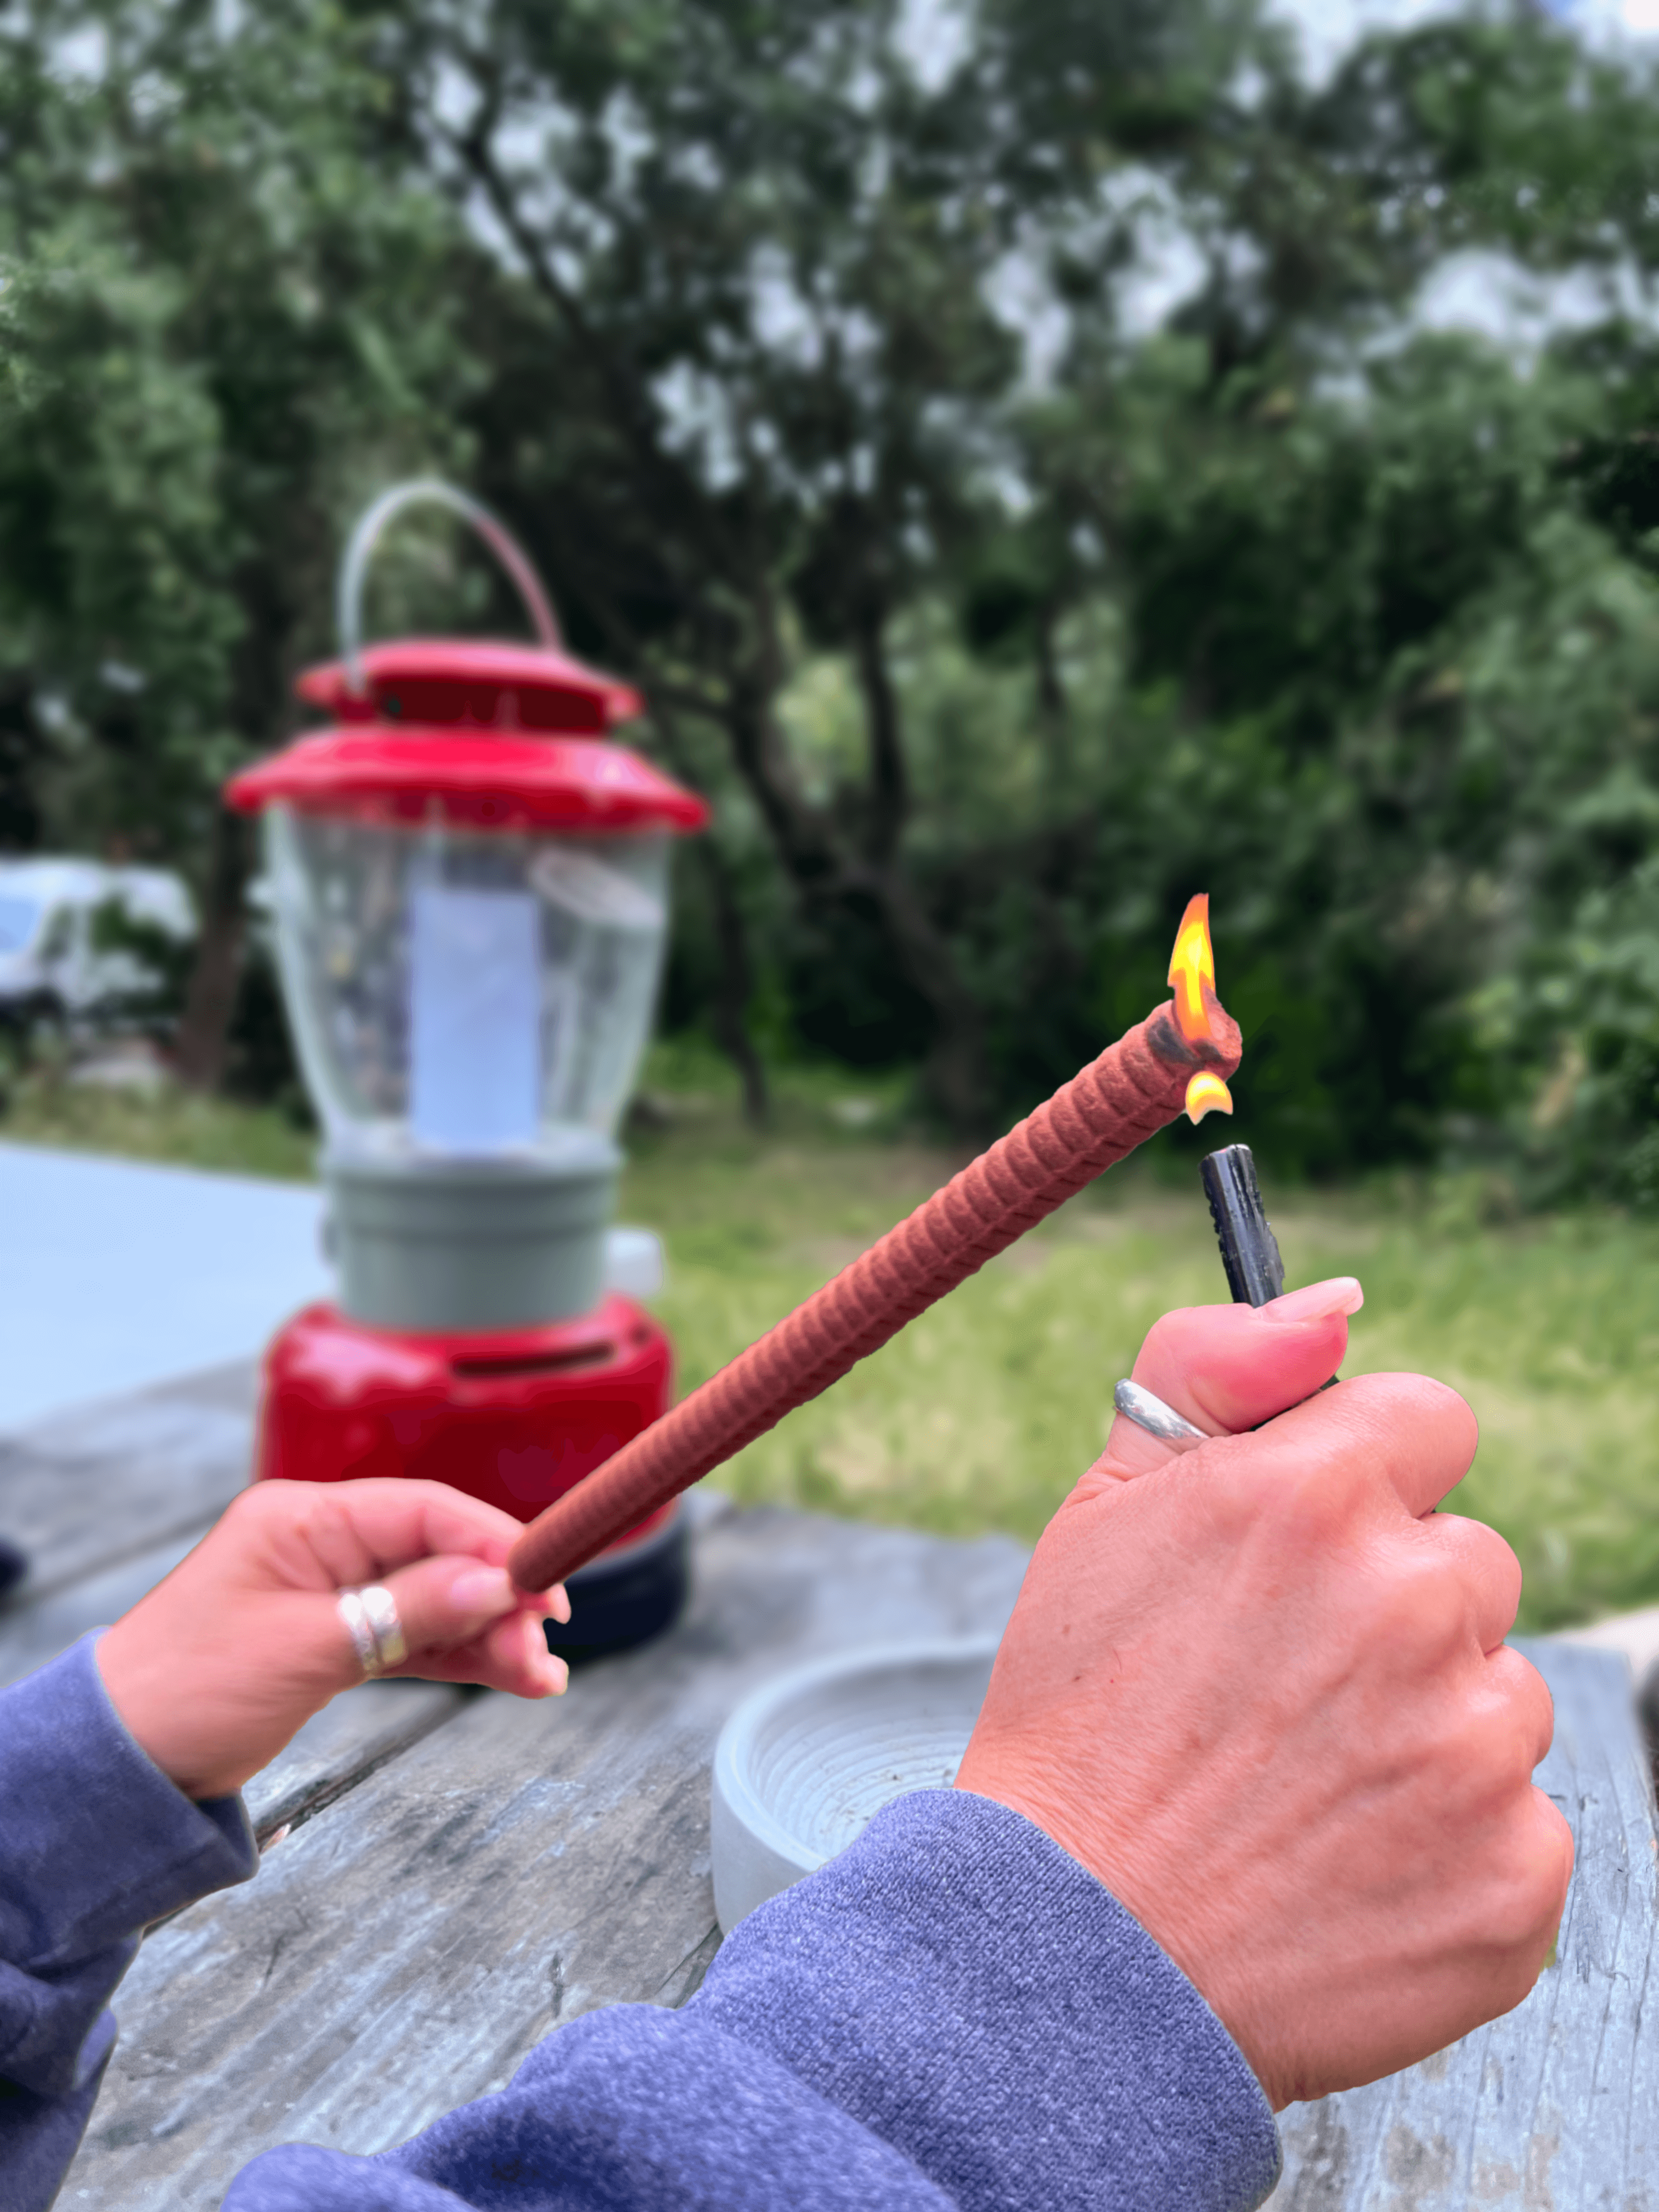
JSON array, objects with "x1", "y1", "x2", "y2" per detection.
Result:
[
  {"x1": 952, "y1": 1756, "x2": 1267, "y2": 2098},
  {"x1": 95, "y1": 1617, "x2": 218, "y2": 1798}
]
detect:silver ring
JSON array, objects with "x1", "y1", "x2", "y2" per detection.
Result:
[
  {"x1": 337, "y1": 1583, "x2": 408, "y2": 1678},
  {"x1": 1113, "y1": 1379, "x2": 1210, "y2": 1454}
]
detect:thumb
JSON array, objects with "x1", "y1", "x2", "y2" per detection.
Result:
[
  {"x1": 1090, "y1": 1278, "x2": 1364, "y2": 1485},
  {"x1": 357, "y1": 1557, "x2": 568, "y2": 1668}
]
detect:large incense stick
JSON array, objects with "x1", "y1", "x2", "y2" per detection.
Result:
[{"x1": 508, "y1": 906, "x2": 1241, "y2": 1594}]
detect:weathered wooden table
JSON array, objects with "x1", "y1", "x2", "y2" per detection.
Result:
[{"x1": 3, "y1": 1366, "x2": 1655, "y2": 2209}]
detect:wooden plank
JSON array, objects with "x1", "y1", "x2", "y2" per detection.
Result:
[
  {"x1": 242, "y1": 1683, "x2": 470, "y2": 1848},
  {"x1": 1268, "y1": 1639, "x2": 1659, "y2": 2209},
  {"x1": 64, "y1": 1508, "x2": 1030, "y2": 2209},
  {"x1": 0, "y1": 1527, "x2": 206, "y2": 1691},
  {"x1": 0, "y1": 1361, "x2": 256, "y2": 1601}
]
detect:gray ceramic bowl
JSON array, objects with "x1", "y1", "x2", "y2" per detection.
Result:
[{"x1": 710, "y1": 1639, "x2": 999, "y2": 1932}]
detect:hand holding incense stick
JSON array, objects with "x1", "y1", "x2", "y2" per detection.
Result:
[{"x1": 507, "y1": 895, "x2": 1241, "y2": 1593}]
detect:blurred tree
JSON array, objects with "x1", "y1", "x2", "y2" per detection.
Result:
[
  {"x1": 0, "y1": 1, "x2": 471, "y2": 1085},
  {"x1": 940, "y1": 2, "x2": 1659, "y2": 1182},
  {"x1": 371, "y1": 0, "x2": 1265, "y2": 1127},
  {"x1": 5, "y1": 0, "x2": 1659, "y2": 1190}
]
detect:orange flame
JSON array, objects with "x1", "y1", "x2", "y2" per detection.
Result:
[
  {"x1": 1184, "y1": 1070, "x2": 1234, "y2": 1124},
  {"x1": 1166, "y1": 894, "x2": 1233, "y2": 1123},
  {"x1": 1167, "y1": 893, "x2": 1217, "y2": 1045}
]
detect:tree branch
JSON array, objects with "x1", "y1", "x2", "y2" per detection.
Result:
[{"x1": 851, "y1": 599, "x2": 907, "y2": 870}]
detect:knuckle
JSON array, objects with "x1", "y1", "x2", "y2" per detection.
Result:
[
  {"x1": 1290, "y1": 1454, "x2": 1369, "y2": 1539},
  {"x1": 1199, "y1": 1441, "x2": 1273, "y2": 1539},
  {"x1": 1380, "y1": 1372, "x2": 1479, "y2": 1453},
  {"x1": 1138, "y1": 1306, "x2": 1202, "y2": 1364},
  {"x1": 224, "y1": 1482, "x2": 276, "y2": 1532},
  {"x1": 1470, "y1": 1712, "x2": 1539, "y2": 1804},
  {"x1": 1425, "y1": 1678, "x2": 1549, "y2": 1809},
  {"x1": 1460, "y1": 1513, "x2": 1521, "y2": 1586},
  {"x1": 1474, "y1": 1520, "x2": 1523, "y2": 1588},
  {"x1": 1243, "y1": 1443, "x2": 1370, "y2": 1549},
  {"x1": 1431, "y1": 1514, "x2": 1523, "y2": 1620},
  {"x1": 1479, "y1": 1804, "x2": 1573, "y2": 1955},
  {"x1": 1367, "y1": 1553, "x2": 1470, "y2": 1662},
  {"x1": 1452, "y1": 1650, "x2": 1557, "y2": 1788},
  {"x1": 1437, "y1": 1778, "x2": 1571, "y2": 1941},
  {"x1": 1497, "y1": 1651, "x2": 1556, "y2": 1770}
]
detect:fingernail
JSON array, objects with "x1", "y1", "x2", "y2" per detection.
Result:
[
  {"x1": 545, "y1": 1655, "x2": 569, "y2": 1696},
  {"x1": 548, "y1": 1584, "x2": 572, "y2": 1626},
  {"x1": 1263, "y1": 1276, "x2": 1364, "y2": 1324},
  {"x1": 450, "y1": 1565, "x2": 515, "y2": 1615}
]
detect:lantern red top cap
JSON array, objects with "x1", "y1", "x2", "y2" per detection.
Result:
[
  {"x1": 227, "y1": 637, "x2": 709, "y2": 835},
  {"x1": 296, "y1": 638, "x2": 642, "y2": 732}
]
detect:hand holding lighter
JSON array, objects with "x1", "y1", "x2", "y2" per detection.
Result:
[{"x1": 1114, "y1": 1141, "x2": 1294, "y2": 1447}]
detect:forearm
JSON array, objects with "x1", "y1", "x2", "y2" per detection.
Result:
[
  {"x1": 693, "y1": 1791, "x2": 1281, "y2": 2212},
  {"x1": 225, "y1": 1791, "x2": 1278, "y2": 2211},
  {"x1": 0, "y1": 1635, "x2": 257, "y2": 2210}
]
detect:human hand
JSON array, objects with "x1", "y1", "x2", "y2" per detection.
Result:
[
  {"x1": 955, "y1": 1280, "x2": 1572, "y2": 2109},
  {"x1": 97, "y1": 1479, "x2": 571, "y2": 1802}
]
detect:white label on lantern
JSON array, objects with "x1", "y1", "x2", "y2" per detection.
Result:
[{"x1": 409, "y1": 885, "x2": 541, "y2": 1151}]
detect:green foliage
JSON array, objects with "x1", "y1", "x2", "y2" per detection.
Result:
[
  {"x1": 0, "y1": 2, "x2": 472, "y2": 859},
  {"x1": 5, "y1": 0, "x2": 1659, "y2": 1189}
]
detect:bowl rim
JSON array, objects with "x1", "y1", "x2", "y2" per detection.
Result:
[{"x1": 712, "y1": 1637, "x2": 1002, "y2": 1876}]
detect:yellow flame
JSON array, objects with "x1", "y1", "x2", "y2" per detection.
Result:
[
  {"x1": 1167, "y1": 893, "x2": 1216, "y2": 1045},
  {"x1": 1184, "y1": 1071, "x2": 1234, "y2": 1125}
]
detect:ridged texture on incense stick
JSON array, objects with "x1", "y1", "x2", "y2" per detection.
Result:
[{"x1": 509, "y1": 996, "x2": 1240, "y2": 1592}]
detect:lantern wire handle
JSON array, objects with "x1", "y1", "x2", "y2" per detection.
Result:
[{"x1": 337, "y1": 478, "x2": 563, "y2": 696}]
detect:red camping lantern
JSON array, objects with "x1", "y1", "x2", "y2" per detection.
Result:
[{"x1": 227, "y1": 482, "x2": 708, "y2": 1654}]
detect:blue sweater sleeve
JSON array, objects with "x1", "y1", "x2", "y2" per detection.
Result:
[
  {"x1": 0, "y1": 1633, "x2": 258, "y2": 2212},
  {"x1": 227, "y1": 1790, "x2": 1279, "y2": 2212}
]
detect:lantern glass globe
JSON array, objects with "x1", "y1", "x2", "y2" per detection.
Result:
[{"x1": 267, "y1": 805, "x2": 669, "y2": 1161}]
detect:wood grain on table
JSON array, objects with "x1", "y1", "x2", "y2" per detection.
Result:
[{"x1": 0, "y1": 1359, "x2": 257, "y2": 1608}]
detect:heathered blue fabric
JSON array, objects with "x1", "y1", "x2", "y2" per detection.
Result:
[
  {"x1": 2, "y1": 1639, "x2": 1282, "y2": 2212},
  {"x1": 695, "y1": 1790, "x2": 1283, "y2": 2212},
  {"x1": 0, "y1": 1633, "x2": 257, "y2": 2210}
]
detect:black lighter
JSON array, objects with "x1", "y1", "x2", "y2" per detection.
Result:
[{"x1": 1200, "y1": 1144, "x2": 1284, "y2": 1309}]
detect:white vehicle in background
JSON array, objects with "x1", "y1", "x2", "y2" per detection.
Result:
[{"x1": 0, "y1": 859, "x2": 196, "y2": 1033}]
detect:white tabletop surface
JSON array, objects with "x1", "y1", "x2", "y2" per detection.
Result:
[{"x1": 0, "y1": 1141, "x2": 329, "y2": 1433}]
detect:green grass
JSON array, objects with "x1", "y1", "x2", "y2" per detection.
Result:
[
  {"x1": 1, "y1": 1065, "x2": 317, "y2": 1181},
  {"x1": 8, "y1": 1040, "x2": 1659, "y2": 1632},
  {"x1": 630, "y1": 1135, "x2": 1659, "y2": 1631}
]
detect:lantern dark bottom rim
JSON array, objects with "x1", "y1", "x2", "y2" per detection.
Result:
[{"x1": 547, "y1": 1506, "x2": 689, "y2": 1662}]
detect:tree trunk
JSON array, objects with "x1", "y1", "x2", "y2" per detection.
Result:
[
  {"x1": 696, "y1": 839, "x2": 769, "y2": 1129},
  {"x1": 725, "y1": 678, "x2": 840, "y2": 895},
  {"x1": 851, "y1": 602, "x2": 907, "y2": 868},
  {"x1": 868, "y1": 866, "x2": 990, "y2": 1132},
  {"x1": 174, "y1": 809, "x2": 251, "y2": 1092},
  {"x1": 721, "y1": 615, "x2": 992, "y2": 1135},
  {"x1": 848, "y1": 610, "x2": 990, "y2": 1131},
  {"x1": 1035, "y1": 603, "x2": 1074, "y2": 811},
  {"x1": 643, "y1": 690, "x2": 770, "y2": 1129}
]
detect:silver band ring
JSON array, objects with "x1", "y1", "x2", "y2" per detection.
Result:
[
  {"x1": 1113, "y1": 1379, "x2": 1210, "y2": 1454},
  {"x1": 337, "y1": 1583, "x2": 408, "y2": 1678}
]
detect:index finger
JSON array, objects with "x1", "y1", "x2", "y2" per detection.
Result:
[
  {"x1": 260, "y1": 1478, "x2": 564, "y2": 1608},
  {"x1": 1253, "y1": 1369, "x2": 1480, "y2": 1521}
]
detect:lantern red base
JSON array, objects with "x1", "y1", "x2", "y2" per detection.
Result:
[{"x1": 256, "y1": 1293, "x2": 676, "y2": 1549}]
